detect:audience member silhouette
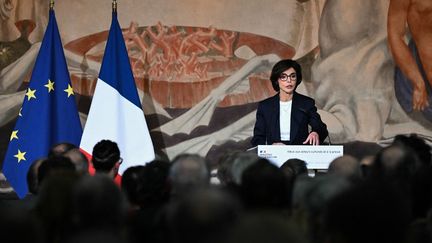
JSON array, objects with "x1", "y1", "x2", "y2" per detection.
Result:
[
  {"x1": 44, "y1": 142, "x2": 89, "y2": 176},
  {"x1": 369, "y1": 144, "x2": 419, "y2": 191},
  {"x1": 327, "y1": 155, "x2": 361, "y2": 180},
  {"x1": 48, "y1": 142, "x2": 77, "y2": 157},
  {"x1": 63, "y1": 148, "x2": 89, "y2": 176},
  {"x1": 280, "y1": 158, "x2": 308, "y2": 185},
  {"x1": 216, "y1": 151, "x2": 239, "y2": 186},
  {"x1": 37, "y1": 155, "x2": 76, "y2": 187},
  {"x1": 92, "y1": 139, "x2": 122, "y2": 179},
  {"x1": 167, "y1": 188, "x2": 242, "y2": 243},
  {"x1": 280, "y1": 158, "x2": 308, "y2": 178},
  {"x1": 392, "y1": 133, "x2": 431, "y2": 168},
  {"x1": 26, "y1": 158, "x2": 46, "y2": 195},
  {"x1": 279, "y1": 158, "x2": 308, "y2": 207},
  {"x1": 323, "y1": 181, "x2": 411, "y2": 243},
  {"x1": 291, "y1": 174, "x2": 352, "y2": 243},
  {"x1": 137, "y1": 160, "x2": 171, "y2": 207},
  {"x1": 240, "y1": 159, "x2": 290, "y2": 211},
  {"x1": 229, "y1": 152, "x2": 261, "y2": 185},
  {"x1": 168, "y1": 153, "x2": 209, "y2": 200},
  {"x1": 35, "y1": 172, "x2": 79, "y2": 243},
  {"x1": 121, "y1": 165, "x2": 146, "y2": 210},
  {"x1": 123, "y1": 160, "x2": 171, "y2": 243},
  {"x1": 72, "y1": 174, "x2": 126, "y2": 232}
]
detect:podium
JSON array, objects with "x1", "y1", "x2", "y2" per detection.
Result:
[{"x1": 257, "y1": 145, "x2": 343, "y2": 169}]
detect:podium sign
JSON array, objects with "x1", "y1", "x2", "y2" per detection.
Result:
[{"x1": 257, "y1": 145, "x2": 343, "y2": 169}]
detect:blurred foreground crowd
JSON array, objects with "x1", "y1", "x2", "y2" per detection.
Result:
[{"x1": 1, "y1": 134, "x2": 432, "y2": 243}]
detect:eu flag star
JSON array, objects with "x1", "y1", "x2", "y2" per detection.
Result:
[
  {"x1": 14, "y1": 150, "x2": 26, "y2": 163},
  {"x1": 10, "y1": 130, "x2": 18, "y2": 141},
  {"x1": 44, "y1": 79, "x2": 55, "y2": 92},
  {"x1": 64, "y1": 84, "x2": 74, "y2": 97},
  {"x1": 25, "y1": 88, "x2": 36, "y2": 101}
]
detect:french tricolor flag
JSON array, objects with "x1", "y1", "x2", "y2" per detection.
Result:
[{"x1": 80, "y1": 10, "x2": 155, "y2": 177}]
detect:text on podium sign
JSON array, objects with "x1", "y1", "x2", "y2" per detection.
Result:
[{"x1": 257, "y1": 145, "x2": 343, "y2": 169}]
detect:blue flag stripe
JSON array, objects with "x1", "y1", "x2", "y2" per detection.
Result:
[{"x1": 98, "y1": 12, "x2": 141, "y2": 108}]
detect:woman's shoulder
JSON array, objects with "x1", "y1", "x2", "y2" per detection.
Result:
[
  {"x1": 294, "y1": 92, "x2": 315, "y2": 103},
  {"x1": 259, "y1": 93, "x2": 279, "y2": 105}
]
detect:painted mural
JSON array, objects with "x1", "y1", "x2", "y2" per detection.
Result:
[{"x1": 0, "y1": 0, "x2": 431, "y2": 172}]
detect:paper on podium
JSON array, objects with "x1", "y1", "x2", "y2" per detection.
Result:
[{"x1": 257, "y1": 145, "x2": 343, "y2": 169}]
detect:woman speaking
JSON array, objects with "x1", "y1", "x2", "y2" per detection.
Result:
[{"x1": 251, "y1": 59, "x2": 328, "y2": 146}]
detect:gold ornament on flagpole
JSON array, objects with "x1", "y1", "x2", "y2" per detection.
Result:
[{"x1": 50, "y1": 0, "x2": 54, "y2": 10}]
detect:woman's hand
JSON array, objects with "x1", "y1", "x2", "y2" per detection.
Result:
[{"x1": 303, "y1": 131, "x2": 320, "y2": 145}]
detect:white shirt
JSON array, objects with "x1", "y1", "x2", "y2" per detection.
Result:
[{"x1": 279, "y1": 100, "x2": 292, "y2": 141}]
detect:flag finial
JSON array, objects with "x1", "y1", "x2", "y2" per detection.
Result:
[
  {"x1": 50, "y1": 0, "x2": 54, "y2": 10},
  {"x1": 112, "y1": 0, "x2": 117, "y2": 12}
]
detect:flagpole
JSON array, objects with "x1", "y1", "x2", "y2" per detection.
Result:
[
  {"x1": 49, "y1": 0, "x2": 54, "y2": 10},
  {"x1": 112, "y1": 0, "x2": 117, "y2": 12}
]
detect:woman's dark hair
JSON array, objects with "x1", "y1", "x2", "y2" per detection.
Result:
[{"x1": 270, "y1": 59, "x2": 302, "y2": 92}]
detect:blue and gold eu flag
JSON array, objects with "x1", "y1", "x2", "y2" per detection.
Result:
[{"x1": 2, "y1": 9, "x2": 82, "y2": 199}]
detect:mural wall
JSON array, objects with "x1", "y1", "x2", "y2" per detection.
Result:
[{"x1": 0, "y1": 0, "x2": 431, "y2": 167}]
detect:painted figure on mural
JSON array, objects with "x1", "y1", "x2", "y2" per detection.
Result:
[
  {"x1": 388, "y1": 0, "x2": 432, "y2": 120},
  {"x1": 0, "y1": 0, "x2": 47, "y2": 127},
  {"x1": 311, "y1": 0, "x2": 397, "y2": 142},
  {"x1": 311, "y1": 0, "x2": 431, "y2": 144}
]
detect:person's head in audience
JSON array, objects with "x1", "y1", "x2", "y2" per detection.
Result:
[
  {"x1": 48, "y1": 142, "x2": 77, "y2": 157},
  {"x1": 167, "y1": 188, "x2": 242, "y2": 243},
  {"x1": 280, "y1": 158, "x2": 308, "y2": 182},
  {"x1": 138, "y1": 159, "x2": 171, "y2": 207},
  {"x1": 27, "y1": 158, "x2": 46, "y2": 195},
  {"x1": 216, "y1": 151, "x2": 239, "y2": 186},
  {"x1": 328, "y1": 155, "x2": 361, "y2": 180},
  {"x1": 122, "y1": 160, "x2": 171, "y2": 210},
  {"x1": 37, "y1": 155, "x2": 76, "y2": 188},
  {"x1": 392, "y1": 133, "x2": 431, "y2": 168},
  {"x1": 92, "y1": 139, "x2": 122, "y2": 178},
  {"x1": 369, "y1": 144, "x2": 419, "y2": 188},
  {"x1": 323, "y1": 181, "x2": 411, "y2": 243},
  {"x1": 64, "y1": 148, "x2": 89, "y2": 175},
  {"x1": 291, "y1": 174, "x2": 352, "y2": 243},
  {"x1": 279, "y1": 158, "x2": 308, "y2": 206},
  {"x1": 72, "y1": 174, "x2": 126, "y2": 232},
  {"x1": 123, "y1": 160, "x2": 171, "y2": 243},
  {"x1": 35, "y1": 172, "x2": 79, "y2": 243},
  {"x1": 121, "y1": 165, "x2": 144, "y2": 209},
  {"x1": 230, "y1": 152, "x2": 261, "y2": 185},
  {"x1": 240, "y1": 159, "x2": 290, "y2": 211},
  {"x1": 121, "y1": 165, "x2": 145, "y2": 209},
  {"x1": 169, "y1": 154, "x2": 209, "y2": 199}
]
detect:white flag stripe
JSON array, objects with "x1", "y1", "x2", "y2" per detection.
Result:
[{"x1": 80, "y1": 78, "x2": 155, "y2": 174}]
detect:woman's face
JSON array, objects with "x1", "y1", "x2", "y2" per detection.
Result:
[{"x1": 278, "y1": 67, "x2": 297, "y2": 95}]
